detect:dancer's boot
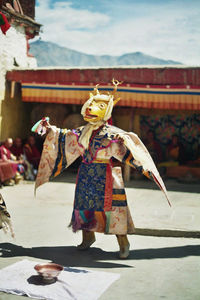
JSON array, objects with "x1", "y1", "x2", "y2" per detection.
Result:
[
  {"x1": 77, "y1": 230, "x2": 96, "y2": 250},
  {"x1": 116, "y1": 235, "x2": 130, "y2": 259}
]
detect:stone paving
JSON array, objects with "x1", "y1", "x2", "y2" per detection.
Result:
[{"x1": 0, "y1": 174, "x2": 199, "y2": 299}]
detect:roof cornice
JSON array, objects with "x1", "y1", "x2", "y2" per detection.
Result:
[{"x1": 1, "y1": 6, "x2": 42, "y2": 35}]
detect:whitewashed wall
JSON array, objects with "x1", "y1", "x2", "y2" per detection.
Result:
[
  {"x1": 0, "y1": 25, "x2": 37, "y2": 93},
  {"x1": 0, "y1": 24, "x2": 37, "y2": 140}
]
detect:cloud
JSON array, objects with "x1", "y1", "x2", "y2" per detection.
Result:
[
  {"x1": 35, "y1": 0, "x2": 200, "y2": 65},
  {"x1": 36, "y1": 0, "x2": 110, "y2": 30}
]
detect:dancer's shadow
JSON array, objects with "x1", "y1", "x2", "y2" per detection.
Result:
[
  {"x1": 0, "y1": 243, "x2": 132, "y2": 269},
  {"x1": 0, "y1": 243, "x2": 199, "y2": 269}
]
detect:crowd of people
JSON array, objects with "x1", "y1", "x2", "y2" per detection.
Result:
[
  {"x1": 144, "y1": 131, "x2": 187, "y2": 165},
  {"x1": 143, "y1": 130, "x2": 200, "y2": 179},
  {"x1": 0, "y1": 135, "x2": 41, "y2": 187}
]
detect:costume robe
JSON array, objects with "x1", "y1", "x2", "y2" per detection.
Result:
[{"x1": 36, "y1": 123, "x2": 169, "y2": 235}]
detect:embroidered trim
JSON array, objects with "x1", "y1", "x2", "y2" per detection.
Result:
[
  {"x1": 104, "y1": 164, "x2": 113, "y2": 212},
  {"x1": 72, "y1": 126, "x2": 118, "y2": 164},
  {"x1": 112, "y1": 194, "x2": 126, "y2": 200},
  {"x1": 112, "y1": 200, "x2": 127, "y2": 207},
  {"x1": 52, "y1": 129, "x2": 67, "y2": 177}
]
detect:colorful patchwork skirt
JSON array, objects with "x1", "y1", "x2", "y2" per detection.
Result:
[{"x1": 70, "y1": 162, "x2": 135, "y2": 235}]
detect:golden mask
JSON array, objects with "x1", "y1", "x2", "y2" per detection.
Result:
[{"x1": 82, "y1": 79, "x2": 121, "y2": 123}]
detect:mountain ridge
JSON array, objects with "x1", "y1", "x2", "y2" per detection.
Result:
[{"x1": 30, "y1": 40, "x2": 182, "y2": 67}]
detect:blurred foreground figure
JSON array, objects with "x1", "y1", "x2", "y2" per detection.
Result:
[
  {"x1": 0, "y1": 193, "x2": 14, "y2": 237},
  {"x1": 33, "y1": 80, "x2": 170, "y2": 259}
]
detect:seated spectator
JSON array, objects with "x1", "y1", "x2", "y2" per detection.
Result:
[
  {"x1": 0, "y1": 160, "x2": 15, "y2": 186},
  {"x1": 23, "y1": 135, "x2": 41, "y2": 170},
  {"x1": 166, "y1": 135, "x2": 186, "y2": 165},
  {"x1": 0, "y1": 138, "x2": 24, "y2": 184},
  {"x1": 186, "y1": 144, "x2": 200, "y2": 167},
  {"x1": 10, "y1": 137, "x2": 24, "y2": 159},
  {"x1": 10, "y1": 137, "x2": 35, "y2": 181},
  {"x1": 144, "y1": 130, "x2": 163, "y2": 163},
  {"x1": 158, "y1": 135, "x2": 186, "y2": 172}
]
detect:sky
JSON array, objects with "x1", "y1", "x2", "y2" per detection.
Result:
[{"x1": 35, "y1": 0, "x2": 200, "y2": 65}]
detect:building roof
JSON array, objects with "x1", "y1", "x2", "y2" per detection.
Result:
[
  {"x1": 1, "y1": 5, "x2": 41, "y2": 36},
  {"x1": 6, "y1": 67, "x2": 200, "y2": 110}
]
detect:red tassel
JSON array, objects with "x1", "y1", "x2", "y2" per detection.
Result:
[
  {"x1": 107, "y1": 117, "x2": 113, "y2": 125},
  {"x1": 0, "y1": 12, "x2": 11, "y2": 35}
]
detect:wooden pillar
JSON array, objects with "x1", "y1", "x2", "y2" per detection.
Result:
[
  {"x1": 124, "y1": 110, "x2": 141, "y2": 182},
  {"x1": 123, "y1": 109, "x2": 135, "y2": 181}
]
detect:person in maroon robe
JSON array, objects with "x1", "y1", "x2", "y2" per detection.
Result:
[
  {"x1": 23, "y1": 136, "x2": 41, "y2": 169},
  {"x1": 10, "y1": 137, "x2": 24, "y2": 159},
  {"x1": 0, "y1": 138, "x2": 24, "y2": 184}
]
